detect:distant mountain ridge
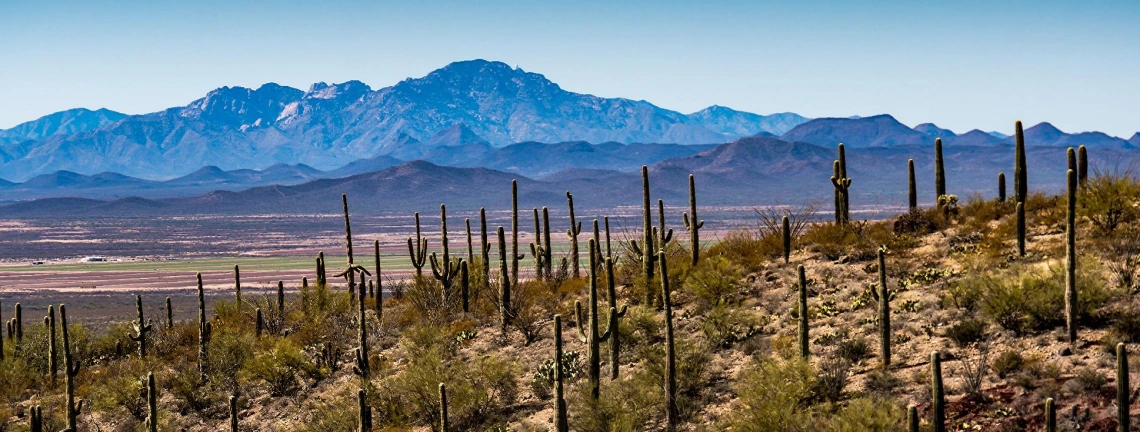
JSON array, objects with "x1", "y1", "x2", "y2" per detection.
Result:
[{"x1": 0, "y1": 60, "x2": 808, "y2": 181}]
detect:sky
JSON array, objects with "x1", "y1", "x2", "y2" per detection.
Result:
[{"x1": 1, "y1": 0, "x2": 1137, "y2": 137}]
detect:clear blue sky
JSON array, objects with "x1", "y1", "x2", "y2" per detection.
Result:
[{"x1": 1, "y1": 0, "x2": 1137, "y2": 137}]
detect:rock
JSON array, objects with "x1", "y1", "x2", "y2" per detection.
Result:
[{"x1": 1058, "y1": 347, "x2": 1072, "y2": 356}]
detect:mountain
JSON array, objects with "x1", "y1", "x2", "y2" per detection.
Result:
[
  {"x1": 686, "y1": 106, "x2": 808, "y2": 136},
  {"x1": 1130, "y1": 133, "x2": 1140, "y2": 147},
  {"x1": 913, "y1": 123, "x2": 956, "y2": 138},
  {"x1": 1011, "y1": 122, "x2": 1131, "y2": 149},
  {"x1": 780, "y1": 114, "x2": 930, "y2": 148},
  {"x1": 4, "y1": 60, "x2": 810, "y2": 181},
  {"x1": 323, "y1": 155, "x2": 405, "y2": 179},
  {"x1": 0, "y1": 108, "x2": 126, "y2": 145},
  {"x1": 947, "y1": 129, "x2": 1004, "y2": 147}
]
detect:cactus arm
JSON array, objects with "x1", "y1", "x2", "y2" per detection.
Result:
[{"x1": 574, "y1": 301, "x2": 588, "y2": 341}]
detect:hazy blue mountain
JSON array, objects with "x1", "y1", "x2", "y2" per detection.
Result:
[
  {"x1": 0, "y1": 108, "x2": 126, "y2": 145},
  {"x1": 947, "y1": 129, "x2": 1004, "y2": 147},
  {"x1": 989, "y1": 131, "x2": 1009, "y2": 139},
  {"x1": 1007, "y1": 122, "x2": 1131, "y2": 148},
  {"x1": 780, "y1": 114, "x2": 930, "y2": 148},
  {"x1": 913, "y1": 123, "x2": 956, "y2": 138},
  {"x1": 1130, "y1": 133, "x2": 1140, "y2": 147},
  {"x1": 686, "y1": 105, "x2": 808, "y2": 136}
]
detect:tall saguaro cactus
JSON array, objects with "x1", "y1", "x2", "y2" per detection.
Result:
[
  {"x1": 460, "y1": 261, "x2": 469, "y2": 313},
  {"x1": 932, "y1": 351, "x2": 945, "y2": 432},
  {"x1": 908, "y1": 159, "x2": 917, "y2": 210},
  {"x1": 480, "y1": 208, "x2": 491, "y2": 289},
  {"x1": 430, "y1": 204, "x2": 461, "y2": 300},
  {"x1": 631, "y1": 165, "x2": 657, "y2": 301},
  {"x1": 531, "y1": 208, "x2": 545, "y2": 281},
  {"x1": 782, "y1": 215, "x2": 791, "y2": 264},
  {"x1": 439, "y1": 383, "x2": 449, "y2": 432},
  {"x1": 165, "y1": 297, "x2": 172, "y2": 330},
  {"x1": 798, "y1": 265, "x2": 809, "y2": 359},
  {"x1": 1014, "y1": 120, "x2": 1028, "y2": 204},
  {"x1": 878, "y1": 249, "x2": 891, "y2": 369},
  {"x1": 657, "y1": 199, "x2": 674, "y2": 251},
  {"x1": 196, "y1": 273, "x2": 210, "y2": 380},
  {"x1": 1045, "y1": 398, "x2": 1056, "y2": 432},
  {"x1": 576, "y1": 240, "x2": 626, "y2": 399},
  {"x1": 543, "y1": 207, "x2": 553, "y2": 278},
  {"x1": 373, "y1": 240, "x2": 382, "y2": 317},
  {"x1": 1078, "y1": 145, "x2": 1088, "y2": 188},
  {"x1": 553, "y1": 314, "x2": 569, "y2": 432},
  {"x1": 129, "y1": 295, "x2": 153, "y2": 358},
  {"x1": 145, "y1": 372, "x2": 158, "y2": 432},
  {"x1": 60, "y1": 304, "x2": 83, "y2": 432},
  {"x1": 660, "y1": 251, "x2": 679, "y2": 431},
  {"x1": 682, "y1": 174, "x2": 704, "y2": 266},
  {"x1": 566, "y1": 191, "x2": 583, "y2": 278},
  {"x1": 1064, "y1": 169, "x2": 1078, "y2": 344},
  {"x1": 934, "y1": 137, "x2": 946, "y2": 200},
  {"x1": 1117, "y1": 343, "x2": 1129, "y2": 432},
  {"x1": 498, "y1": 227, "x2": 512, "y2": 334},
  {"x1": 234, "y1": 265, "x2": 242, "y2": 310},
  {"x1": 29, "y1": 405, "x2": 43, "y2": 432},
  {"x1": 1016, "y1": 202, "x2": 1026, "y2": 257},
  {"x1": 605, "y1": 256, "x2": 627, "y2": 379},
  {"x1": 998, "y1": 172, "x2": 1007, "y2": 202},
  {"x1": 358, "y1": 388, "x2": 372, "y2": 432},
  {"x1": 512, "y1": 180, "x2": 520, "y2": 287},
  {"x1": 13, "y1": 303, "x2": 22, "y2": 346},
  {"x1": 229, "y1": 395, "x2": 239, "y2": 432},
  {"x1": 907, "y1": 405, "x2": 919, "y2": 432},
  {"x1": 408, "y1": 212, "x2": 428, "y2": 277},
  {"x1": 47, "y1": 305, "x2": 57, "y2": 385}
]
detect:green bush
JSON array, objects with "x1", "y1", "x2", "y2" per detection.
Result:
[
  {"x1": 684, "y1": 256, "x2": 744, "y2": 312},
  {"x1": 821, "y1": 397, "x2": 906, "y2": 432},
  {"x1": 720, "y1": 356, "x2": 814, "y2": 431},
  {"x1": 991, "y1": 351, "x2": 1024, "y2": 379},
  {"x1": 529, "y1": 350, "x2": 583, "y2": 400},
  {"x1": 245, "y1": 338, "x2": 315, "y2": 396},
  {"x1": 955, "y1": 260, "x2": 1114, "y2": 334},
  {"x1": 945, "y1": 318, "x2": 987, "y2": 347}
]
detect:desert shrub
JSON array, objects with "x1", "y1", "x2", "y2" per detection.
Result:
[
  {"x1": 701, "y1": 305, "x2": 763, "y2": 349},
  {"x1": 207, "y1": 328, "x2": 255, "y2": 394},
  {"x1": 684, "y1": 256, "x2": 744, "y2": 312},
  {"x1": 811, "y1": 359, "x2": 850, "y2": 403},
  {"x1": 571, "y1": 362, "x2": 664, "y2": 431},
  {"x1": 834, "y1": 336, "x2": 871, "y2": 364},
  {"x1": 0, "y1": 356, "x2": 38, "y2": 404},
  {"x1": 707, "y1": 230, "x2": 772, "y2": 272},
  {"x1": 1080, "y1": 167, "x2": 1140, "y2": 236},
  {"x1": 956, "y1": 260, "x2": 1114, "y2": 334},
  {"x1": 297, "y1": 391, "x2": 358, "y2": 432},
  {"x1": 153, "y1": 322, "x2": 199, "y2": 359},
  {"x1": 822, "y1": 397, "x2": 906, "y2": 432},
  {"x1": 402, "y1": 275, "x2": 459, "y2": 326},
  {"x1": 862, "y1": 368, "x2": 901, "y2": 398},
  {"x1": 168, "y1": 359, "x2": 221, "y2": 412},
  {"x1": 620, "y1": 304, "x2": 662, "y2": 351},
  {"x1": 945, "y1": 318, "x2": 987, "y2": 346},
  {"x1": 959, "y1": 193, "x2": 1013, "y2": 230},
  {"x1": 957, "y1": 345, "x2": 990, "y2": 396},
  {"x1": 991, "y1": 351, "x2": 1024, "y2": 379},
  {"x1": 893, "y1": 208, "x2": 941, "y2": 235},
  {"x1": 720, "y1": 355, "x2": 814, "y2": 431},
  {"x1": 89, "y1": 357, "x2": 149, "y2": 423},
  {"x1": 245, "y1": 338, "x2": 315, "y2": 396},
  {"x1": 802, "y1": 220, "x2": 899, "y2": 261},
  {"x1": 1109, "y1": 304, "x2": 1140, "y2": 342},
  {"x1": 1064, "y1": 366, "x2": 1106, "y2": 394},
  {"x1": 640, "y1": 339, "x2": 711, "y2": 421}
]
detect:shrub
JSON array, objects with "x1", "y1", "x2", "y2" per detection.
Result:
[
  {"x1": 570, "y1": 366, "x2": 664, "y2": 431},
  {"x1": 720, "y1": 356, "x2": 814, "y2": 432},
  {"x1": 956, "y1": 260, "x2": 1114, "y2": 335},
  {"x1": 811, "y1": 359, "x2": 849, "y2": 403},
  {"x1": 529, "y1": 350, "x2": 583, "y2": 400},
  {"x1": 958, "y1": 345, "x2": 990, "y2": 396},
  {"x1": 245, "y1": 338, "x2": 315, "y2": 396},
  {"x1": 893, "y1": 208, "x2": 940, "y2": 235},
  {"x1": 822, "y1": 397, "x2": 906, "y2": 432},
  {"x1": 991, "y1": 351, "x2": 1024, "y2": 379},
  {"x1": 1064, "y1": 367, "x2": 1106, "y2": 394},
  {"x1": 945, "y1": 318, "x2": 987, "y2": 347},
  {"x1": 834, "y1": 336, "x2": 871, "y2": 364},
  {"x1": 1080, "y1": 167, "x2": 1140, "y2": 236},
  {"x1": 684, "y1": 256, "x2": 744, "y2": 312},
  {"x1": 707, "y1": 230, "x2": 773, "y2": 272},
  {"x1": 700, "y1": 304, "x2": 763, "y2": 349},
  {"x1": 641, "y1": 339, "x2": 711, "y2": 421},
  {"x1": 862, "y1": 368, "x2": 901, "y2": 398}
]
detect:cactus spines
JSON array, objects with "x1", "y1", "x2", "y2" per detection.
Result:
[
  {"x1": 1117, "y1": 342, "x2": 1129, "y2": 432},
  {"x1": 782, "y1": 215, "x2": 791, "y2": 264},
  {"x1": 460, "y1": 261, "x2": 470, "y2": 313},
  {"x1": 229, "y1": 395, "x2": 239, "y2": 432},
  {"x1": 878, "y1": 248, "x2": 891, "y2": 369},
  {"x1": 907, "y1": 405, "x2": 918, "y2": 432},
  {"x1": 480, "y1": 207, "x2": 491, "y2": 289},
  {"x1": 567, "y1": 191, "x2": 583, "y2": 278},
  {"x1": 1065, "y1": 169, "x2": 1078, "y2": 344},
  {"x1": 575, "y1": 240, "x2": 620, "y2": 399},
  {"x1": 553, "y1": 314, "x2": 569, "y2": 432},
  {"x1": 234, "y1": 264, "x2": 242, "y2": 310},
  {"x1": 439, "y1": 383, "x2": 449, "y2": 432},
  {"x1": 682, "y1": 174, "x2": 704, "y2": 265},
  {"x1": 373, "y1": 240, "x2": 382, "y2": 317},
  {"x1": 660, "y1": 251, "x2": 678, "y2": 430},
  {"x1": 1045, "y1": 398, "x2": 1056, "y2": 432},
  {"x1": 165, "y1": 296, "x2": 172, "y2": 330},
  {"x1": 498, "y1": 226, "x2": 512, "y2": 334},
  {"x1": 197, "y1": 272, "x2": 210, "y2": 380},
  {"x1": 47, "y1": 305, "x2": 57, "y2": 385},
  {"x1": 145, "y1": 372, "x2": 158, "y2": 432},
  {"x1": 631, "y1": 165, "x2": 657, "y2": 301},
  {"x1": 932, "y1": 351, "x2": 945, "y2": 432},
  {"x1": 430, "y1": 204, "x2": 461, "y2": 300},
  {"x1": 512, "y1": 179, "x2": 520, "y2": 287},
  {"x1": 358, "y1": 389, "x2": 372, "y2": 432},
  {"x1": 60, "y1": 304, "x2": 83, "y2": 432},
  {"x1": 998, "y1": 172, "x2": 1007, "y2": 202},
  {"x1": 1014, "y1": 120, "x2": 1028, "y2": 204},
  {"x1": 908, "y1": 159, "x2": 917, "y2": 210},
  {"x1": 129, "y1": 295, "x2": 153, "y2": 358},
  {"x1": 797, "y1": 265, "x2": 809, "y2": 359},
  {"x1": 934, "y1": 137, "x2": 946, "y2": 199},
  {"x1": 1016, "y1": 201, "x2": 1026, "y2": 257},
  {"x1": 408, "y1": 212, "x2": 428, "y2": 276},
  {"x1": 1078, "y1": 145, "x2": 1088, "y2": 188},
  {"x1": 255, "y1": 308, "x2": 263, "y2": 337}
]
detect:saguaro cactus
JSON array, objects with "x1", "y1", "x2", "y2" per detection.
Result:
[
  {"x1": 878, "y1": 249, "x2": 891, "y2": 369},
  {"x1": 998, "y1": 172, "x2": 1007, "y2": 202},
  {"x1": 1014, "y1": 120, "x2": 1028, "y2": 204},
  {"x1": 145, "y1": 372, "x2": 158, "y2": 432},
  {"x1": 566, "y1": 191, "x2": 583, "y2": 278},
  {"x1": 60, "y1": 304, "x2": 82, "y2": 432},
  {"x1": 908, "y1": 159, "x2": 917, "y2": 210},
  {"x1": 255, "y1": 308, "x2": 263, "y2": 337},
  {"x1": 229, "y1": 395, "x2": 238, "y2": 432},
  {"x1": 480, "y1": 208, "x2": 491, "y2": 289},
  {"x1": 543, "y1": 207, "x2": 553, "y2": 277},
  {"x1": 129, "y1": 295, "x2": 153, "y2": 358},
  {"x1": 358, "y1": 389, "x2": 372, "y2": 432},
  {"x1": 316, "y1": 251, "x2": 327, "y2": 286},
  {"x1": 1117, "y1": 343, "x2": 1129, "y2": 432},
  {"x1": 439, "y1": 383, "x2": 449, "y2": 432},
  {"x1": 373, "y1": 240, "x2": 382, "y2": 317},
  {"x1": 47, "y1": 305, "x2": 57, "y2": 385},
  {"x1": 234, "y1": 265, "x2": 242, "y2": 310},
  {"x1": 934, "y1": 137, "x2": 946, "y2": 200},
  {"x1": 1016, "y1": 202, "x2": 1026, "y2": 257},
  {"x1": 465, "y1": 218, "x2": 474, "y2": 270},
  {"x1": 907, "y1": 405, "x2": 918, "y2": 432},
  {"x1": 13, "y1": 303, "x2": 21, "y2": 345},
  {"x1": 631, "y1": 165, "x2": 657, "y2": 300},
  {"x1": 1078, "y1": 145, "x2": 1088, "y2": 188},
  {"x1": 276, "y1": 281, "x2": 285, "y2": 315},
  {"x1": 512, "y1": 180, "x2": 520, "y2": 287},
  {"x1": 460, "y1": 261, "x2": 469, "y2": 313},
  {"x1": 29, "y1": 405, "x2": 43, "y2": 432},
  {"x1": 498, "y1": 227, "x2": 512, "y2": 334},
  {"x1": 782, "y1": 215, "x2": 791, "y2": 263},
  {"x1": 1045, "y1": 398, "x2": 1056, "y2": 432},
  {"x1": 605, "y1": 256, "x2": 627, "y2": 379},
  {"x1": 798, "y1": 265, "x2": 809, "y2": 359},
  {"x1": 430, "y1": 204, "x2": 461, "y2": 300},
  {"x1": 660, "y1": 251, "x2": 678, "y2": 431},
  {"x1": 831, "y1": 160, "x2": 852, "y2": 225},
  {"x1": 682, "y1": 174, "x2": 704, "y2": 266},
  {"x1": 553, "y1": 314, "x2": 569, "y2": 432},
  {"x1": 576, "y1": 240, "x2": 626, "y2": 399},
  {"x1": 1064, "y1": 169, "x2": 1078, "y2": 344},
  {"x1": 1068, "y1": 147, "x2": 1077, "y2": 174},
  {"x1": 932, "y1": 351, "x2": 945, "y2": 432},
  {"x1": 165, "y1": 297, "x2": 172, "y2": 330},
  {"x1": 408, "y1": 212, "x2": 428, "y2": 277},
  {"x1": 530, "y1": 208, "x2": 545, "y2": 280},
  {"x1": 196, "y1": 273, "x2": 211, "y2": 380},
  {"x1": 604, "y1": 216, "x2": 613, "y2": 260}
]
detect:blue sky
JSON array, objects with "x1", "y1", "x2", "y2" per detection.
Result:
[{"x1": 1, "y1": 0, "x2": 1137, "y2": 137}]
